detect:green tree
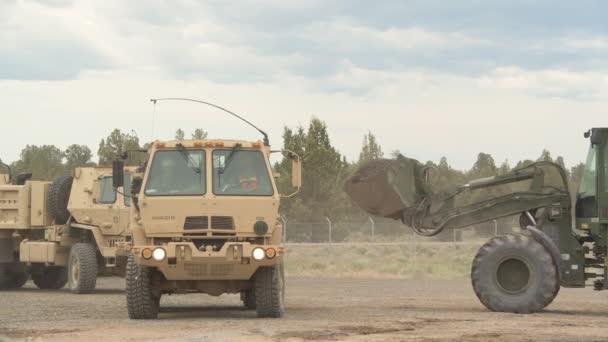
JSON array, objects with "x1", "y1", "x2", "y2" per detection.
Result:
[
  {"x1": 64, "y1": 144, "x2": 94, "y2": 169},
  {"x1": 11, "y1": 145, "x2": 65, "y2": 181},
  {"x1": 469, "y1": 152, "x2": 497, "y2": 179},
  {"x1": 538, "y1": 149, "x2": 553, "y2": 162},
  {"x1": 192, "y1": 129, "x2": 208, "y2": 140},
  {"x1": 175, "y1": 129, "x2": 185, "y2": 140},
  {"x1": 276, "y1": 118, "x2": 352, "y2": 229},
  {"x1": 569, "y1": 162, "x2": 585, "y2": 193},
  {"x1": 358, "y1": 131, "x2": 384, "y2": 164},
  {"x1": 98, "y1": 129, "x2": 144, "y2": 166},
  {"x1": 498, "y1": 159, "x2": 510, "y2": 175}
]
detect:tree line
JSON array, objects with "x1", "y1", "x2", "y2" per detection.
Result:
[{"x1": 1, "y1": 120, "x2": 585, "y2": 224}]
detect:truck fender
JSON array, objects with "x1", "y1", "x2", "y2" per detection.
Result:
[{"x1": 524, "y1": 225, "x2": 562, "y2": 280}]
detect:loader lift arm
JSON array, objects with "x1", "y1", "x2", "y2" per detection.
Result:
[{"x1": 405, "y1": 162, "x2": 571, "y2": 237}]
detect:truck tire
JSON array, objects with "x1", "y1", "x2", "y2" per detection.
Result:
[
  {"x1": 31, "y1": 266, "x2": 68, "y2": 289},
  {"x1": 0, "y1": 263, "x2": 29, "y2": 289},
  {"x1": 126, "y1": 254, "x2": 161, "y2": 319},
  {"x1": 48, "y1": 175, "x2": 73, "y2": 224},
  {"x1": 471, "y1": 233, "x2": 559, "y2": 313},
  {"x1": 254, "y1": 263, "x2": 285, "y2": 318},
  {"x1": 241, "y1": 288, "x2": 256, "y2": 309},
  {"x1": 68, "y1": 243, "x2": 98, "y2": 294}
]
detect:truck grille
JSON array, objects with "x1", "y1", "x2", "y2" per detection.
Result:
[
  {"x1": 184, "y1": 263, "x2": 234, "y2": 277},
  {"x1": 210, "y1": 216, "x2": 234, "y2": 230},
  {"x1": 184, "y1": 216, "x2": 209, "y2": 230}
]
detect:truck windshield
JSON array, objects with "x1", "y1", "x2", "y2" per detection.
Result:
[
  {"x1": 145, "y1": 150, "x2": 206, "y2": 196},
  {"x1": 212, "y1": 150, "x2": 273, "y2": 196}
]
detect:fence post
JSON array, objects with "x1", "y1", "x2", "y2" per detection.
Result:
[
  {"x1": 368, "y1": 216, "x2": 375, "y2": 241},
  {"x1": 493, "y1": 219, "x2": 498, "y2": 236},
  {"x1": 325, "y1": 217, "x2": 332, "y2": 244},
  {"x1": 280, "y1": 215, "x2": 287, "y2": 243}
]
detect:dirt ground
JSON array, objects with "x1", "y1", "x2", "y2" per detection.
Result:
[{"x1": 2, "y1": 277, "x2": 608, "y2": 342}]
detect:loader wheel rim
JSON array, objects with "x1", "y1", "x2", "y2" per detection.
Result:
[
  {"x1": 71, "y1": 255, "x2": 80, "y2": 286},
  {"x1": 495, "y1": 257, "x2": 531, "y2": 294}
]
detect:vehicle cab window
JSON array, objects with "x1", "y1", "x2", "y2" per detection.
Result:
[
  {"x1": 144, "y1": 150, "x2": 206, "y2": 196},
  {"x1": 212, "y1": 150, "x2": 273, "y2": 196},
  {"x1": 576, "y1": 145, "x2": 597, "y2": 218},
  {"x1": 98, "y1": 176, "x2": 117, "y2": 204}
]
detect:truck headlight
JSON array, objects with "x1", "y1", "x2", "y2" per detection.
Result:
[
  {"x1": 152, "y1": 248, "x2": 166, "y2": 261},
  {"x1": 252, "y1": 247, "x2": 265, "y2": 261}
]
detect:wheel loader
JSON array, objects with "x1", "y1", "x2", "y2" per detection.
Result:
[
  {"x1": 0, "y1": 160, "x2": 136, "y2": 293},
  {"x1": 344, "y1": 127, "x2": 608, "y2": 313}
]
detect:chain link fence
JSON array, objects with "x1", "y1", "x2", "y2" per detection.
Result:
[{"x1": 282, "y1": 217, "x2": 521, "y2": 244}]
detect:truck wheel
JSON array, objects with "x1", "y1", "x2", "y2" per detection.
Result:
[
  {"x1": 0, "y1": 263, "x2": 29, "y2": 289},
  {"x1": 471, "y1": 233, "x2": 559, "y2": 313},
  {"x1": 68, "y1": 243, "x2": 98, "y2": 294},
  {"x1": 241, "y1": 288, "x2": 256, "y2": 309},
  {"x1": 48, "y1": 175, "x2": 73, "y2": 224},
  {"x1": 254, "y1": 263, "x2": 285, "y2": 318},
  {"x1": 31, "y1": 266, "x2": 68, "y2": 289},
  {"x1": 126, "y1": 254, "x2": 161, "y2": 319}
]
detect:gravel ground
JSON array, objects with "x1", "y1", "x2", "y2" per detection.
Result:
[{"x1": 2, "y1": 277, "x2": 608, "y2": 341}]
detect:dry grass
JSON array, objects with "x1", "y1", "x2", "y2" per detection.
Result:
[{"x1": 284, "y1": 242, "x2": 485, "y2": 280}]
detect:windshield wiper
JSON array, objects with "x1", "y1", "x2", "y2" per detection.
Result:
[
  {"x1": 219, "y1": 143, "x2": 242, "y2": 174},
  {"x1": 176, "y1": 143, "x2": 201, "y2": 174}
]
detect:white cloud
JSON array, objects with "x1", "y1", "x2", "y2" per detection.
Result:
[
  {"x1": 1, "y1": 1, "x2": 607, "y2": 172},
  {"x1": 478, "y1": 66, "x2": 608, "y2": 100},
  {"x1": 563, "y1": 36, "x2": 608, "y2": 50}
]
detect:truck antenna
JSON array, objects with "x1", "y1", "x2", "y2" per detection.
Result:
[{"x1": 150, "y1": 98, "x2": 270, "y2": 146}]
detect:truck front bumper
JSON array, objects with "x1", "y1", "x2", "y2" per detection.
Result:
[{"x1": 132, "y1": 242, "x2": 284, "y2": 281}]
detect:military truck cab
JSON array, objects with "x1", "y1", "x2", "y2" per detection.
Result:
[{"x1": 125, "y1": 139, "x2": 301, "y2": 319}]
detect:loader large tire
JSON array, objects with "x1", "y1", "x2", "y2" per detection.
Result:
[
  {"x1": 126, "y1": 254, "x2": 161, "y2": 319},
  {"x1": 68, "y1": 243, "x2": 98, "y2": 294},
  {"x1": 254, "y1": 263, "x2": 285, "y2": 318},
  {"x1": 32, "y1": 266, "x2": 68, "y2": 290},
  {"x1": 48, "y1": 175, "x2": 73, "y2": 224},
  {"x1": 471, "y1": 233, "x2": 559, "y2": 313},
  {"x1": 0, "y1": 263, "x2": 29, "y2": 289}
]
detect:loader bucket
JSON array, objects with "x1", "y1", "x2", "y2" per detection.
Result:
[{"x1": 344, "y1": 155, "x2": 428, "y2": 219}]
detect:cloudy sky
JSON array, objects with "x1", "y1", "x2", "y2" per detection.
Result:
[{"x1": 1, "y1": 0, "x2": 607, "y2": 170}]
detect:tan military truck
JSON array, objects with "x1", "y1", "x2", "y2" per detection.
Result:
[
  {"x1": 118, "y1": 139, "x2": 301, "y2": 319},
  {"x1": 0, "y1": 160, "x2": 136, "y2": 293}
]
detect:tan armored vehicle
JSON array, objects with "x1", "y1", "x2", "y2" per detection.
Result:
[
  {"x1": 0, "y1": 159, "x2": 135, "y2": 293},
  {"x1": 118, "y1": 137, "x2": 301, "y2": 319}
]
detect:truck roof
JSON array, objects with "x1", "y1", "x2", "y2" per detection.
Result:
[{"x1": 150, "y1": 139, "x2": 267, "y2": 149}]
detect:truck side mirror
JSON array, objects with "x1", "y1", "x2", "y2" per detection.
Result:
[
  {"x1": 112, "y1": 161, "x2": 124, "y2": 188},
  {"x1": 291, "y1": 158, "x2": 302, "y2": 189}
]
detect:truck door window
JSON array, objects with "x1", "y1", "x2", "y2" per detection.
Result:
[
  {"x1": 576, "y1": 146, "x2": 597, "y2": 218},
  {"x1": 98, "y1": 176, "x2": 117, "y2": 204}
]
